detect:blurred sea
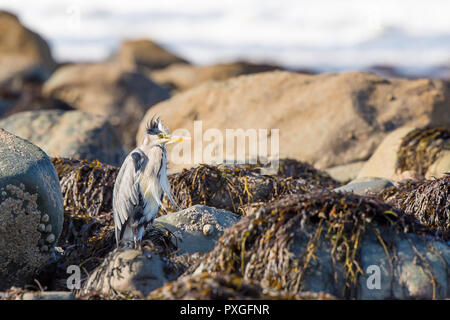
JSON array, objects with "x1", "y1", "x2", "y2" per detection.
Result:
[{"x1": 1, "y1": 0, "x2": 449, "y2": 77}]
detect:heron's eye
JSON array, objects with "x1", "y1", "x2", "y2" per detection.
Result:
[{"x1": 157, "y1": 133, "x2": 165, "y2": 139}]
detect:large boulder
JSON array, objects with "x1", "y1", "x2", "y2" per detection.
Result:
[
  {"x1": 0, "y1": 11, "x2": 56, "y2": 79},
  {"x1": 0, "y1": 129, "x2": 63, "y2": 290},
  {"x1": 118, "y1": 39, "x2": 189, "y2": 71},
  {"x1": 0, "y1": 110, "x2": 126, "y2": 166},
  {"x1": 137, "y1": 71, "x2": 450, "y2": 171},
  {"x1": 151, "y1": 61, "x2": 283, "y2": 92},
  {"x1": 189, "y1": 191, "x2": 449, "y2": 299},
  {"x1": 43, "y1": 63, "x2": 170, "y2": 150},
  {"x1": 155, "y1": 205, "x2": 240, "y2": 254},
  {"x1": 358, "y1": 127, "x2": 450, "y2": 181}
]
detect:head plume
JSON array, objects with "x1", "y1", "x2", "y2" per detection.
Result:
[{"x1": 146, "y1": 116, "x2": 169, "y2": 135}]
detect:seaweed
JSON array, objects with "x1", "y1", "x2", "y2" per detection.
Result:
[
  {"x1": 277, "y1": 158, "x2": 340, "y2": 188},
  {"x1": 41, "y1": 158, "x2": 177, "y2": 290},
  {"x1": 185, "y1": 191, "x2": 429, "y2": 298},
  {"x1": 147, "y1": 272, "x2": 337, "y2": 300},
  {"x1": 396, "y1": 127, "x2": 450, "y2": 175},
  {"x1": 167, "y1": 163, "x2": 321, "y2": 215},
  {"x1": 380, "y1": 174, "x2": 449, "y2": 239}
]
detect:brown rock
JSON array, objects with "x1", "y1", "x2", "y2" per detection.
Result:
[
  {"x1": 151, "y1": 61, "x2": 283, "y2": 92},
  {"x1": 137, "y1": 71, "x2": 450, "y2": 171},
  {"x1": 358, "y1": 127, "x2": 450, "y2": 181},
  {"x1": 357, "y1": 127, "x2": 415, "y2": 180},
  {"x1": 43, "y1": 63, "x2": 170, "y2": 151},
  {"x1": 118, "y1": 39, "x2": 188, "y2": 71},
  {"x1": 0, "y1": 11, "x2": 56, "y2": 76},
  {"x1": 0, "y1": 110, "x2": 126, "y2": 166}
]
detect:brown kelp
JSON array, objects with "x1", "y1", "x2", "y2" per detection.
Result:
[
  {"x1": 147, "y1": 272, "x2": 337, "y2": 300},
  {"x1": 50, "y1": 158, "x2": 119, "y2": 274},
  {"x1": 380, "y1": 174, "x2": 449, "y2": 238},
  {"x1": 396, "y1": 127, "x2": 450, "y2": 175},
  {"x1": 167, "y1": 163, "x2": 320, "y2": 215},
  {"x1": 186, "y1": 191, "x2": 431, "y2": 298}
]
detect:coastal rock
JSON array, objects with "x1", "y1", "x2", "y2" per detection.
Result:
[
  {"x1": 325, "y1": 161, "x2": 366, "y2": 183},
  {"x1": 167, "y1": 163, "x2": 321, "y2": 215},
  {"x1": 0, "y1": 82, "x2": 73, "y2": 120},
  {"x1": 189, "y1": 191, "x2": 449, "y2": 299},
  {"x1": 154, "y1": 205, "x2": 240, "y2": 254},
  {"x1": 0, "y1": 11, "x2": 56, "y2": 78},
  {"x1": 0, "y1": 129, "x2": 64, "y2": 290},
  {"x1": 333, "y1": 177, "x2": 394, "y2": 196},
  {"x1": 137, "y1": 71, "x2": 450, "y2": 171},
  {"x1": 81, "y1": 247, "x2": 186, "y2": 298},
  {"x1": 43, "y1": 63, "x2": 170, "y2": 150},
  {"x1": 118, "y1": 39, "x2": 189, "y2": 71},
  {"x1": 151, "y1": 61, "x2": 282, "y2": 92},
  {"x1": 358, "y1": 127, "x2": 450, "y2": 181},
  {"x1": 0, "y1": 110, "x2": 126, "y2": 166}
]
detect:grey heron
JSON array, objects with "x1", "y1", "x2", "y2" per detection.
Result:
[{"x1": 113, "y1": 116, "x2": 184, "y2": 248}]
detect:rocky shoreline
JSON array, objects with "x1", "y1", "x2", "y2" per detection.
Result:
[{"x1": 0, "y1": 10, "x2": 449, "y2": 300}]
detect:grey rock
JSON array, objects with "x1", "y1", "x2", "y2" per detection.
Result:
[
  {"x1": 155, "y1": 205, "x2": 240, "y2": 255},
  {"x1": 81, "y1": 248, "x2": 185, "y2": 298},
  {"x1": 325, "y1": 161, "x2": 366, "y2": 183},
  {"x1": 357, "y1": 228, "x2": 450, "y2": 299},
  {"x1": 333, "y1": 178, "x2": 394, "y2": 196},
  {"x1": 0, "y1": 129, "x2": 64, "y2": 290},
  {"x1": 0, "y1": 110, "x2": 126, "y2": 166}
]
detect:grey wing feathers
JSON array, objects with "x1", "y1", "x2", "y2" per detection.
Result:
[{"x1": 113, "y1": 149, "x2": 146, "y2": 243}]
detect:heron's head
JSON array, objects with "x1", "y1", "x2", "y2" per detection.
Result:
[{"x1": 143, "y1": 116, "x2": 185, "y2": 146}]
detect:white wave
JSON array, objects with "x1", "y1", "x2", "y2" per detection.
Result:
[{"x1": 1, "y1": 0, "x2": 449, "y2": 76}]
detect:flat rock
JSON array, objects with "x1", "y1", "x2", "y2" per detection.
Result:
[
  {"x1": 155, "y1": 205, "x2": 240, "y2": 254},
  {"x1": 333, "y1": 178, "x2": 394, "y2": 195}
]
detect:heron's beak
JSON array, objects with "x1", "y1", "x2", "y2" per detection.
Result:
[{"x1": 164, "y1": 135, "x2": 191, "y2": 145}]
